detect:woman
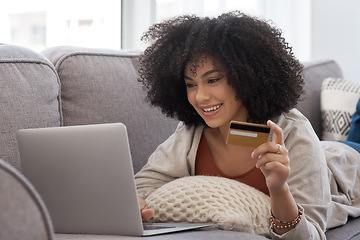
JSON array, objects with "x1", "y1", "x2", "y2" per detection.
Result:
[{"x1": 135, "y1": 11, "x2": 360, "y2": 239}]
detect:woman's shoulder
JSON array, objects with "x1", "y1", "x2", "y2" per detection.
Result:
[
  {"x1": 173, "y1": 122, "x2": 204, "y2": 137},
  {"x1": 273, "y1": 108, "x2": 319, "y2": 143},
  {"x1": 275, "y1": 109, "x2": 313, "y2": 132},
  {"x1": 277, "y1": 108, "x2": 309, "y2": 124},
  {"x1": 159, "y1": 122, "x2": 204, "y2": 149}
]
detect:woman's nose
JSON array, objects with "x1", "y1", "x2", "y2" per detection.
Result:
[{"x1": 196, "y1": 86, "x2": 210, "y2": 102}]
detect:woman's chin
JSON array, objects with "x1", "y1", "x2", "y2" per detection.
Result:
[{"x1": 203, "y1": 119, "x2": 226, "y2": 129}]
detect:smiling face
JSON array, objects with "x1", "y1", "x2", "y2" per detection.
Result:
[{"x1": 184, "y1": 55, "x2": 248, "y2": 130}]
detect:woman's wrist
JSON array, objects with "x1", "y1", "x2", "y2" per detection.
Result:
[
  {"x1": 268, "y1": 181, "x2": 290, "y2": 197},
  {"x1": 269, "y1": 183, "x2": 299, "y2": 234},
  {"x1": 270, "y1": 205, "x2": 303, "y2": 230}
]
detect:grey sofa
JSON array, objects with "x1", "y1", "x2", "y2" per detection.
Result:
[{"x1": 0, "y1": 44, "x2": 359, "y2": 240}]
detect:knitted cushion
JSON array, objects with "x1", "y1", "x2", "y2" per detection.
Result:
[{"x1": 146, "y1": 176, "x2": 271, "y2": 237}]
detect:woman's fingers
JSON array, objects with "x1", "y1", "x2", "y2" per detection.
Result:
[
  {"x1": 267, "y1": 120, "x2": 283, "y2": 145},
  {"x1": 138, "y1": 196, "x2": 155, "y2": 220},
  {"x1": 255, "y1": 148, "x2": 290, "y2": 169},
  {"x1": 251, "y1": 120, "x2": 290, "y2": 193},
  {"x1": 141, "y1": 209, "x2": 155, "y2": 221}
]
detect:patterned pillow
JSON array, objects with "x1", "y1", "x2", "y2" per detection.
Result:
[
  {"x1": 145, "y1": 176, "x2": 271, "y2": 237},
  {"x1": 321, "y1": 78, "x2": 360, "y2": 140}
]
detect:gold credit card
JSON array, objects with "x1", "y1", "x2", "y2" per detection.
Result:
[{"x1": 226, "y1": 121, "x2": 270, "y2": 148}]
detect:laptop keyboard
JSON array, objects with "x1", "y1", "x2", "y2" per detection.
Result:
[{"x1": 143, "y1": 224, "x2": 176, "y2": 230}]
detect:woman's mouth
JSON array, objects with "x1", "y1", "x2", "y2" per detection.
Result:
[{"x1": 202, "y1": 104, "x2": 223, "y2": 116}]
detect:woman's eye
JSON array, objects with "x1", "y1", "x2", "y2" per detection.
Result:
[
  {"x1": 185, "y1": 83, "x2": 196, "y2": 88},
  {"x1": 208, "y1": 78, "x2": 220, "y2": 84}
]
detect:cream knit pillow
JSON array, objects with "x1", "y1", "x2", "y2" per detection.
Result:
[{"x1": 145, "y1": 176, "x2": 271, "y2": 237}]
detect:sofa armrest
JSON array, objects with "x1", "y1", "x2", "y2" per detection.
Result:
[{"x1": 0, "y1": 158, "x2": 54, "y2": 240}]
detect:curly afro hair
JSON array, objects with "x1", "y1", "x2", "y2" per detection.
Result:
[{"x1": 138, "y1": 11, "x2": 304, "y2": 126}]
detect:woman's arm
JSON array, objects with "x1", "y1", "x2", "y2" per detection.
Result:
[
  {"x1": 135, "y1": 123, "x2": 202, "y2": 198},
  {"x1": 252, "y1": 111, "x2": 331, "y2": 239}
]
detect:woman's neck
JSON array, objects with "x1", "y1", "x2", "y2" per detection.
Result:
[{"x1": 204, "y1": 124, "x2": 230, "y2": 145}]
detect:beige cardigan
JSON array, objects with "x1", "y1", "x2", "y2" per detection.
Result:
[{"x1": 135, "y1": 109, "x2": 360, "y2": 240}]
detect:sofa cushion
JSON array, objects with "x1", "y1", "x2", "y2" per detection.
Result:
[
  {"x1": 0, "y1": 158, "x2": 54, "y2": 240},
  {"x1": 321, "y1": 78, "x2": 360, "y2": 141},
  {"x1": 325, "y1": 217, "x2": 360, "y2": 240},
  {"x1": 55, "y1": 229, "x2": 268, "y2": 240},
  {"x1": 42, "y1": 46, "x2": 178, "y2": 173},
  {"x1": 0, "y1": 44, "x2": 62, "y2": 171},
  {"x1": 298, "y1": 60, "x2": 343, "y2": 138}
]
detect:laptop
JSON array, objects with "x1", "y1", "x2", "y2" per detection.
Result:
[{"x1": 16, "y1": 123, "x2": 212, "y2": 236}]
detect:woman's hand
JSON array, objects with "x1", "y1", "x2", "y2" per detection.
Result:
[
  {"x1": 251, "y1": 120, "x2": 290, "y2": 195},
  {"x1": 251, "y1": 120, "x2": 298, "y2": 235},
  {"x1": 138, "y1": 196, "x2": 155, "y2": 221}
]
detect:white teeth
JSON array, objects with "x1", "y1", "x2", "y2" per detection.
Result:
[{"x1": 203, "y1": 104, "x2": 222, "y2": 112}]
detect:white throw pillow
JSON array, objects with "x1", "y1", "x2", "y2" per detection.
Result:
[
  {"x1": 145, "y1": 176, "x2": 271, "y2": 237},
  {"x1": 321, "y1": 78, "x2": 360, "y2": 141}
]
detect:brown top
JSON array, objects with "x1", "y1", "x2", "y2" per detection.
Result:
[{"x1": 195, "y1": 132, "x2": 269, "y2": 196}]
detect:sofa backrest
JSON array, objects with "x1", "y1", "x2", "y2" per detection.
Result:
[
  {"x1": 0, "y1": 44, "x2": 343, "y2": 173},
  {"x1": 42, "y1": 46, "x2": 179, "y2": 173},
  {"x1": 0, "y1": 44, "x2": 62, "y2": 171},
  {"x1": 298, "y1": 60, "x2": 343, "y2": 137},
  {"x1": 42, "y1": 47, "x2": 343, "y2": 172}
]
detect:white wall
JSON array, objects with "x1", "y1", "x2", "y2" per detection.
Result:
[
  {"x1": 262, "y1": 0, "x2": 311, "y2": 62},
  {"x1": 311, "y1": 0, "x2": 360, "y2": 83},
  {"x1": 121, "y1": 0, "x2": 311, "y2": 61},
  {"x1": 122, "y1": 0, "x2": 156, "y2": 49},
  {"x1": 122, "y1": 0, "x2": 360, "y2": 83}
]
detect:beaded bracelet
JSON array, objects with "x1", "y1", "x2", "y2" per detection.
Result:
[{"x1": 270, "y1": 206, "x2": 303, "y2": 229}]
